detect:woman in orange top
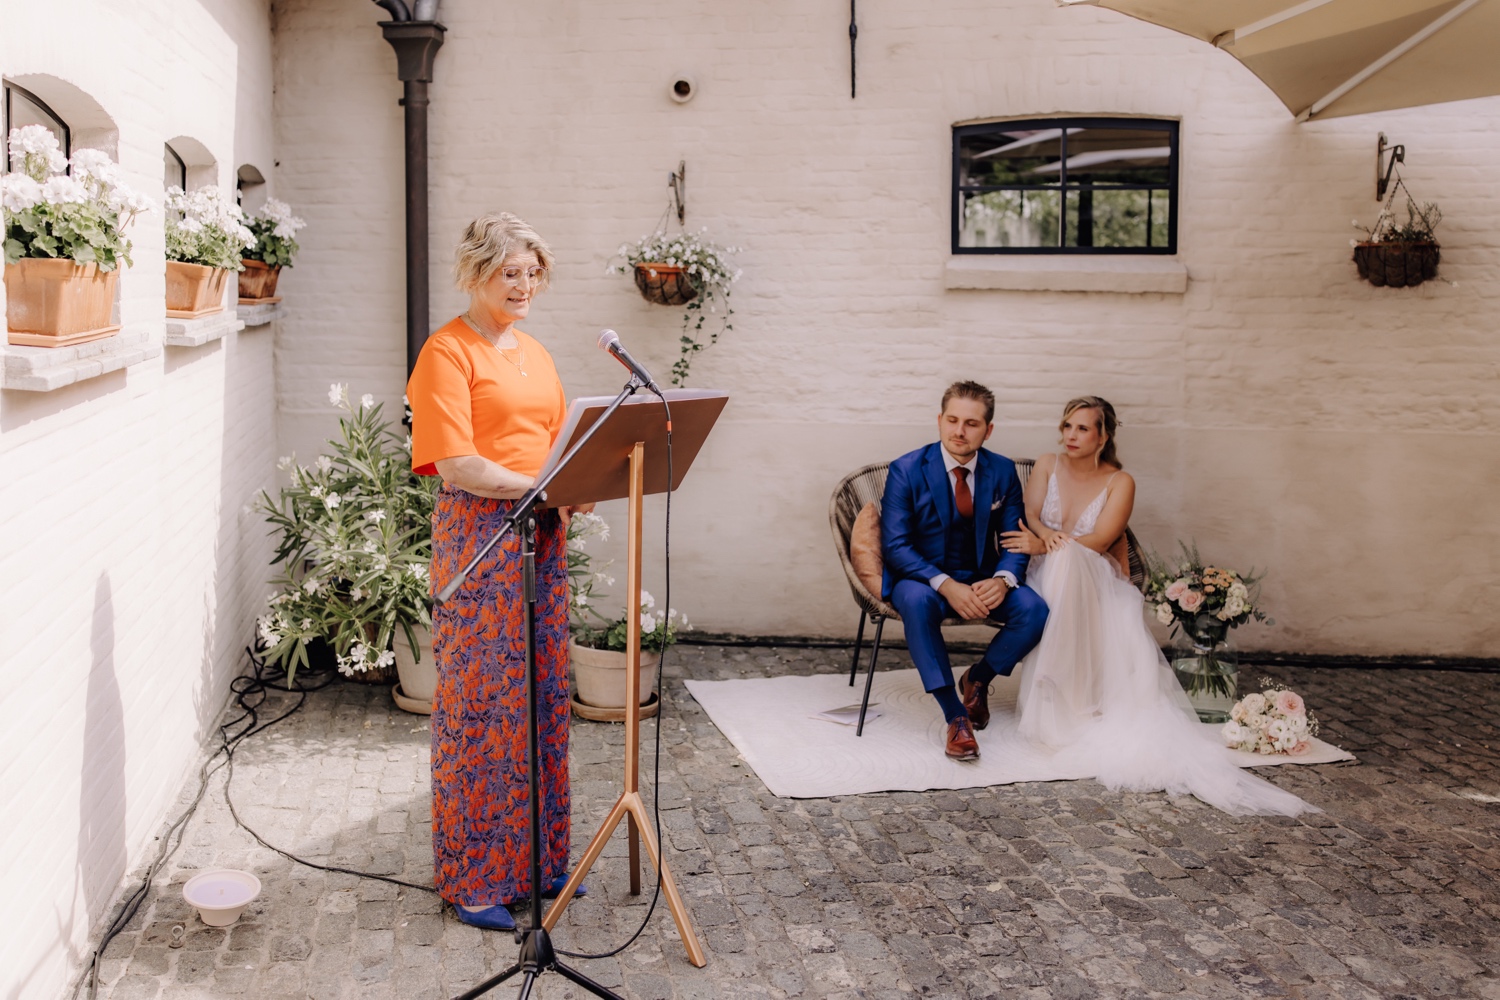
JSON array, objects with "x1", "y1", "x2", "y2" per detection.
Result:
[{"x1": 407, "y1": 212, "x2": 590, "y2": 932}]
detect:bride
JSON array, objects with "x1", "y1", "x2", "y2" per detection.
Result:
[{"x1": 999, "y1": 397, "x2": 1315, "y2": 817}]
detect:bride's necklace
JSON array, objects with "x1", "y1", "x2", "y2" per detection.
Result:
[{"x1": 465, "y1": 311, "x2": 527, "y2": 377}]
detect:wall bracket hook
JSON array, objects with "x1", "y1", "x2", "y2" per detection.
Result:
[
  {"x1": 670, "y1": 161, "x2": 686, "y2": 225},
  {"x1": 1376, "y1": 133, "x2": 1404, "y2": 202}
]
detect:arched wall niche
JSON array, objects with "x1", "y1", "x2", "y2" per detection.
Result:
[
  {"x1": 165, "y1": 135, "x2": 218, "y2": 192},
  {"x1": 237, "y1": 163, "x2": 267, "y2": 213},
  {"x1": 6, "y1": 73, "x2": 118, "y2": 159}
]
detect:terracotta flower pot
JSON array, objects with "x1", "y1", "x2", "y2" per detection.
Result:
[
  {"x1": 238, "y1": 259, "x2": 282, "y2": 303},
  {"x1": 4, "y1": 258, "x2": 120, "y2": 347},
  {"x1": 1353, "y1": 241, "x2": 1440, "y2": 288},
  {"x1": 569, "y1": 639, "x2": 660, "y2": 708},
  {"x1": 165, "y1": 260, "x2": 230, "y2": 318},
  {"x1": 633, "y1": 263, "x2": 698, "y2": 307}
]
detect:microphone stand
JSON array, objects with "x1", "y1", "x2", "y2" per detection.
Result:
[{"x1": 439, "y1": 377, "x2": 645, "y2": 1000}]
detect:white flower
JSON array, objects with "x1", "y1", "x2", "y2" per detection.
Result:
[
  {"x1": 376, "y1": 649, "x2": 396, "y2": 669},
  {"x1": 316, "y1": 455, "x2": 333, "y2": 473},
  {"x1": 256, "y1": 615, "x2": 279, "y2": 646},
  {"x1": 309, "y1": 485, "x2": 324, "y2": 498},
  {"x1": 1228, "y1": 582, "x2": 1248, "y2": 600},
  {"x1": 302, "y1": 577, "x2": 323, "y2": 595},
  {"x1": 8, "y1": 124, "x2": 60, "y2": 157},
  {"x1": 640, "y1": 611, "x2": 658, "y2": 632},
  {"x1": 1, "y1": 173, "x2": 43, "y2": 212},
  {"x1": 1154, "y1": 602, "x2": 1173, "y2": 625},
  {"x1": 41, "y1": 175, "x2": 88, "y2": 205},
  {"x1": 360, "y1": 393, "x2": 375, "y2": 410},
  {"x1": 1221, "y1": 721, "x2": 1248, "y2": 746},
  {"x1": 323, "y1": 491, "x2": 342, "y2": 510},
  {"x1": 366, "y1": 510, "x2": 386, "y2": 523},
  {"x1": 328, "y1": 383, "x2": 348, "y2": 406},
  {"x1": 362, "y1": 539, "x2": 377, "y2": 553},
  {"x1": 639, "y1": 590, "x2": 656, "y2": 610},
  {"x1": 350, "y1": 586, "x2": 366, "y2": 601},
  {"x1": 1239, "y1": 692, "x2": 1267, "y2": 716}
]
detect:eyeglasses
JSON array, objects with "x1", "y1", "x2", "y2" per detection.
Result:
[{"x1": 499, "y1": 265, "x2": 547, "y2": 287}]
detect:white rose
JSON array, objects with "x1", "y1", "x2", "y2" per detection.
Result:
[
  {"x1": 1155, "y1": 602, "x2": 1174, "y2": 625},
  {"x1": 1240, "y1": 692, "x2": 1268, "y2": 716},
  {"x1": 1221, "y1": 721, "x2": 1248, "y2": 746}
]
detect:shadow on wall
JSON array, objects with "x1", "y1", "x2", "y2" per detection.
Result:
[{"x1": 81, "y1": 572, "x2": 128, "y2": 930}]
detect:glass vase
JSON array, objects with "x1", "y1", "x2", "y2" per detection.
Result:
[{"x1": 1170, "y1": 634, "x2": 1238, "y2": 723}]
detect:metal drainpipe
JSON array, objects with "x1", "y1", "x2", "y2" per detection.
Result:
[{"x1": 378, "y1": 18, "x2": 445, "y2": 376}]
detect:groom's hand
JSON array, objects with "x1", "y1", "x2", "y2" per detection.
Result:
[
  {"x1": 971, "y1": 577, "x2": 1010, "y2": 611},
  {"x1": 939, "y1": 579, "x2": 993, "y2": 620}
]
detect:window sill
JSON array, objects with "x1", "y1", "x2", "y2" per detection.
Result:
[
  {"x1": 3, "y1": 326, "x2": 161, "y2": 391},
  {"x1": 944, "y1": 255, "x2": 1188, "y2": 294},
  {"x1": 238, "y1": 302, "x2": 285, "y2": 328},
  {"x1": 164, "y1": 310, "x2": 245, "y2": 348}
]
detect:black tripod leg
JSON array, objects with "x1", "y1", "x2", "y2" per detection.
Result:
[
  {"x1": 554, "y1": 960, "x2": 626, "y2": 998},
  {"x1": 515, "y1": 971, "x2": 537, "y2": 1000},
  {"x1": 849, "y1": 610, "x2": 866, "y2": 686},
  {"x1": 450, "y1": 962, "x2": 522, "y2": 1000}
]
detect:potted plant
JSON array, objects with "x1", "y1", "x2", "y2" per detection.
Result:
[
  {"x1": 565, "y1": 512, "x2": 688, "y2": 716},
  {"x1": 1352, "y1": 186, "x2": 1442, "y2": 289},
  {"x1": 608, "y1": 227, "x2": 741, "y2": 385},
  {"x1": 255, "y1": 384, "x2": 439, "y2": 694},
  {"x1": 1143, "y1": 544, "x2": 1272, "y2": 723},
  {"x1": 2, "y1": 126, "x2": 151, "y2": 347},
  {"x1": 164, "y1": 185, "x2": 254, "y2": 317},
  {"x1": 239, "y1": 198, "x2": 305, "y2": 303}
]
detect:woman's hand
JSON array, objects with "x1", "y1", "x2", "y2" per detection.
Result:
[
  {"x1": 1000, "y1": 523, "x2": 1047, "y2": 555},
  {"x1": 1045, "y1": 530, "x2": 1073, "y2": 553},
  {"x1": 557, "y1": 502, "x2": 596, "y2": 528}
]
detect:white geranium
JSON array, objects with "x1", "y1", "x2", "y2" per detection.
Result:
[
  {"x1": 1, "y1": 172, "x2": 43, "y2": 212},
  {"x1": 41, "y1": 175, "x2": 88, "y2": 205}
]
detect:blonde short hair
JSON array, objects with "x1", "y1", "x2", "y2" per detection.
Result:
[{"x1": 453, "y1": 212, "x2": 555, "y2": 294}]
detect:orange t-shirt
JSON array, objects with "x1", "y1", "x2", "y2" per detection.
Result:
[{"x1": 407, "y1": 317, "x2": 567, "y2": 477}]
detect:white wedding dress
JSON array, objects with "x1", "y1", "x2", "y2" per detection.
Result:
[{"x1": 1013, "y1": 462, "x2": 1316, "y2": 817}]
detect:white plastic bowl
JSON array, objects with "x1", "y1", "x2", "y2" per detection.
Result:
[{"x1": 182, "y1": 869, "x2": 261, "y2": 927}]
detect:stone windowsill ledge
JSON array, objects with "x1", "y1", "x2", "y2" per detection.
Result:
[
  {"x1": 944, "y1": 254, "x2": 1188, "y2": 294},
  {"x1": 3, "y1": 326, "x2": 162, "y2": 391},
  {"x1": 164, "y1": 310, "x2": 245, "y2": 348},
  {"x1": 238, "y1": 301, "x2": 285, "y2": 328}
]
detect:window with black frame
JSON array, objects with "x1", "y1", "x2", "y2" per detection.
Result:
[
  {"x1": 2, "y1": 81, "x2": 71, "y2": 173},
  {"x1": 953, "y1": 118, "x2": 1178, "y2": 254}
]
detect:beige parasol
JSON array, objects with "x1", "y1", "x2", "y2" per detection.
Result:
[{"x1": 1059, "y1": 0, "x2": 1500, "y2": 120}]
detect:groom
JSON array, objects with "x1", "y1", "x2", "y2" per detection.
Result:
[{"x1": 881, "y1": 381, "x2": 1048, "y2": 760}]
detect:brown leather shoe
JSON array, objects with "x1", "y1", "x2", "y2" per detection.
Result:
[
  {"x1": 945, "y1": 717, "x2": 980, "y2": 761},
  {"x1": 959, "y1": 666, "x2": 990, "y2": 730}
]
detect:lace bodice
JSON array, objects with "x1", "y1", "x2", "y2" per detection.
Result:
[{"x1": 1041, "y1": 460, "x2": 1112, "y2": 537}]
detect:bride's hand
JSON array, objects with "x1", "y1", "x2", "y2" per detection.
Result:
[
  {"x1": 1000, "y1": 524, "x2": 1045, "y2": 555},
  {"x1": 1045, "y1": 531, "x2": 1072, "y2": 553}
]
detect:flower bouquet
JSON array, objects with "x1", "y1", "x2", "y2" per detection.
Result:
[
  {"x1": 1222, "y1": 684, "x2": 1318, "y2": 756},
  {"x1": 1144, "y1": 543, "x2": 1271, "y2": 721},
  {"x1": 255, "y1": 384, "x2": 440, "y2": 685},
  {"x1": 607, "y1": 227, "x2": 741, "y2": 386}
]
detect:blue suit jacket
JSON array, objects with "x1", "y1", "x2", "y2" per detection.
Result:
[{"x1": 880, "y1": 443, "x2": 1030, "y2": 601}]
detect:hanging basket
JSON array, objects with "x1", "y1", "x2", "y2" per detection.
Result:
[
  {"x1": 633, "y1": 263, "x2": 698, "y2": 307},
  {"x1": 1353, "y1": 241, "x2": 1440, "y2": 288}
]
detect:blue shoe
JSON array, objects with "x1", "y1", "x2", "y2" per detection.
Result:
[
  {"x1": 542, "y1": 874, "x2": 587, "y2": 899},
  {"x1": 453, "y1": 904, "x2": 516, "y2": 931}
]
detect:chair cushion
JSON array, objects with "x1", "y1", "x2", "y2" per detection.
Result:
[{"x1": 849, "y1": 502, "x2": 883, "y2": 597}]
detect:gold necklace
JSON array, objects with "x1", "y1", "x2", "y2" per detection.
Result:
[{"x1": 465, "y1": 311, "x2": 527, "y2": 377}]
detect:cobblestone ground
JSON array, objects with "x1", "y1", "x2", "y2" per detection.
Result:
[{"x1": 92, "y1": 645, "x2": 1500, "y2": 1000}]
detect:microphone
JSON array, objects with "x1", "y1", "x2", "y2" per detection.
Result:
[{"x1": 597, "y1": 329, "x2": 662, "y2": 393}]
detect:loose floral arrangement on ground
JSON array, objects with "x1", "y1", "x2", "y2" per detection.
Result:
[
  {"x1": 165, "y1": 185, "x2": 255, "y2": 270},
  {"x1": 243, "y1": 198, "x2": 306, "y2": 268},
  {"x1": 566, "y1": 510, "x2": 688, "y2": 653},
  {"x1": 1144, "y1": 543, "x2": 1271, "y2": 699},
  {"x1": 2, "y1": 125, "x2": 152, "y2": 269},
  {"x1": 608, "y1": 227, "x2": 741, "y2": 386},
  {"x1": 255, "y1": 385, "x2": 439, "y2": 683},
  {"x1": 1222, "y1": 684, "x2": 1318, "y2": 756}
]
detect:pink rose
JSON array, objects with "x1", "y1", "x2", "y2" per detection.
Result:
[
  {"x1": 1178, "y1": 590, "x2": 1204, "y2": 612},
  {"x1": 1274, "y1": 690, "x2": 1305, "y2": 716},
  {"x1": 1164, "y1": 580, "x2": 1189, "y2": 601},
  {"x1": 1290, "y1": 741, "x2": 1310, "y2": 756}
]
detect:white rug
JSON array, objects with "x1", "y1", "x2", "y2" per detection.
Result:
[{"x1": 684, "y1": 669, "x2": 1355, "y2": 799}]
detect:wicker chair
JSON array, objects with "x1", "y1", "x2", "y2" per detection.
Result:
[{"x1": 828, "y1": 458, "x2": 1145, "y2": 736}]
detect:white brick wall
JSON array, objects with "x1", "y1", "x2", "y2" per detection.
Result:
[
  {"x1": 270, "y1": 0, "x2": 1500, "y2": 659},
  {"x1": 0, "y1": 2, "x2": 278, "y2": 996}
]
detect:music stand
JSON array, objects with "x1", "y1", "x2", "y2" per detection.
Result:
[
  {"x1": 442, "y1": 386, "x2": 725, "y2": 998},
  {"x1": 536, "y1": 390, "x2": 725, "y2": 970}
]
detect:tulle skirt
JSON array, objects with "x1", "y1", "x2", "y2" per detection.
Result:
[{"x1": 1015, "y1": 541, "x2": 1315, "y2": 817}]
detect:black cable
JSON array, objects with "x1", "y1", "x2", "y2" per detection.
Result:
[{"x1": 551, "y1": 389, "x2": 673, "y2": 961}]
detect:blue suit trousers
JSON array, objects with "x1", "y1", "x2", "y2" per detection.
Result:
[{"x1": 889, "y1": 579, "x2": 1049, "y2": 693}]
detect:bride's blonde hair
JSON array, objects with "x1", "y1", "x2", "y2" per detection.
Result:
[{"x1": 1059, "y1": 396, "x2": 1120, "y2": 467}]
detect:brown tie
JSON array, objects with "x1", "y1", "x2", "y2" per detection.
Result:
[{"x1": 953, "y1": 467, "x2": 974, "y2": 519}]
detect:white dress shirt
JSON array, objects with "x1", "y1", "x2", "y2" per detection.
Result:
[{"x1": 929, "y1": 448, "x2": 1019, "y2": 594}]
